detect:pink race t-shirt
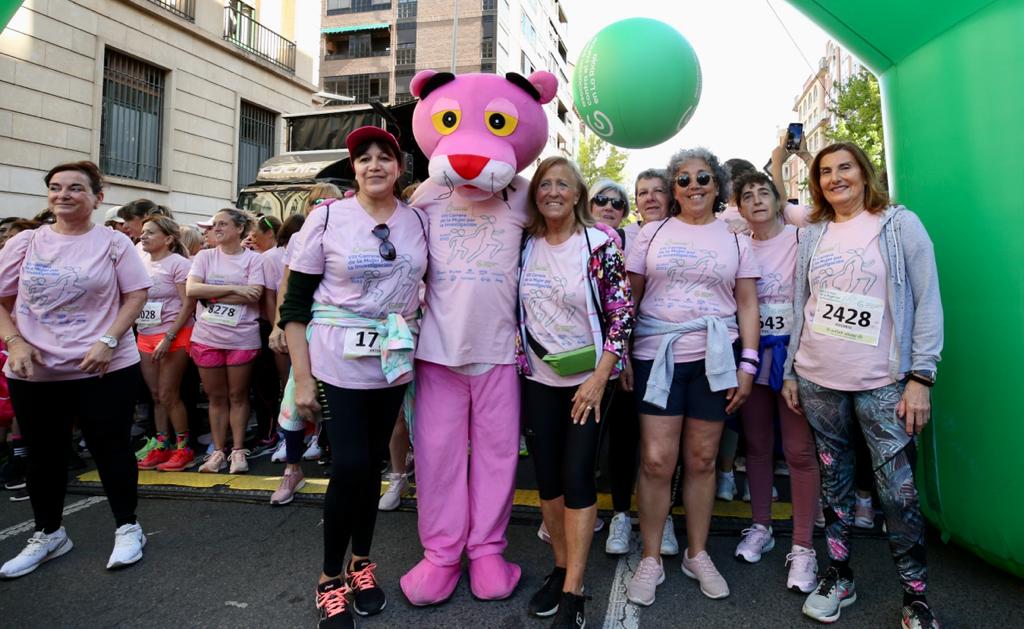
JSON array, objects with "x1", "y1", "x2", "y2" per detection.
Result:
[
  {"x1": 188, "y1": 247, "x2": 265, "y2": 350},
  {"x1": 0, "y1": 225, "x2": 152, "y2": 381},
  {"x1": 751, "y1": 226, "x2": 798, "y2": 386},
  {"x1": 794, "y1": 210, "x2": 894, "y2": 391},
  {"x1": 262, "y1": 246, "x2": 287, "y2": 295},
  {"x1": 521, "y1": 232, "x2": 593, "y2": 387},
  {"x1": 622, "y1": 221, "x2": 642, "y2": 255},
  {"x1": 719, "y1": 204, "x2": 812, "y2": 229},
  {"x1": 411, "y1": 177, "x2": 529, "y2": 367},
  {"x1": 289, "y1": 197, "x2": 428, "y2": 389},
  {"x1": 626, "y1": 218, "x2": 761, "y2": 363},
  {"x1": 139, "y1": 253, "x2": 193, "y2": 336}
]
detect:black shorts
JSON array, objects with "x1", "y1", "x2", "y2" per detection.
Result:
[{"x1": 632, "y1": 355, "x2": 736, "y2": 421}]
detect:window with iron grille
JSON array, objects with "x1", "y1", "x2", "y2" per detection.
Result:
[
  {"x1": 327, "y1": 0, "x2": 392, "y2": 15},
  {"x1": 100, "y1": 49, "x2": 165, "y2": 184},
  {"x1": 324, "y1": 73, "x2": 390, "y2": 104},
  {"x1": 397, "y1": 0, "x2": 417, "y2": 19},
  {"x1": 238, "y1": 101, "x2": 276, "y2": 193}
]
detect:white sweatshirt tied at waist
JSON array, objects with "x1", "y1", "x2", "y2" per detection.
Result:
[{"x1": 633, "y1": 313, "x2": 739, "y2": 409}]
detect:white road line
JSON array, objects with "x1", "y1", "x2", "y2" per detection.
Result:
[
  {"x1": 0, "y1": 496, "x2": 107, "y2": 543},
  {"x1": 603, "y1": 532, "x2": 642, "y2": 629}
]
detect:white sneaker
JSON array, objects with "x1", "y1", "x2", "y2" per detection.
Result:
[
  {"x1": 198, "y1": 450, "x2": 227, "y2": 473},
  {"x1": 270, "y1": 438, "x2": 288, "y2": 463},
  {"x1": 302, "y1": 436, "x2": 321, "y2": 460},
  {"x1": 537, "y1": 521, "x2": 551, "y2": 544},
  {"x1": 228, "y1": 449, "x2": 250, "y2": 474},
  {"x1": 786, "y1": 545, "x2": 818, "y2": 593},
  {"x1": 660, "y1": 515, "x2": 679, "y2": 556},
  {"x1": 107, "y1": 522, "x2": 146, "y2": 569},
  {"x1": 716, "y1": 471, "x2": 736, "y2": 501},
  {"x1": 378, "y1": 472, "x2": 410, "y2": 511},
  {"x1": 0, "y1": 527, "x2": 73, "y2": 578},
  {"x1": 742, "y1": 483, "x2": 779, "y2": 502},
  {"x1": 605, "y1": 512, "x2": 631, "y2": 555},
  {"x1": 774, "y1": 461, "x2": 790, "y2": 476},
  {"x1": 734, "y1": 523, "x2": 775, "y2": 563}
]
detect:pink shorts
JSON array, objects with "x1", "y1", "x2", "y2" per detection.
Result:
[{"x1": 189, "y1": 342, "x2": 259, "y2": 368}]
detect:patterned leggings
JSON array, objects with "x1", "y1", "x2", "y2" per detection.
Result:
[{"x1": 797, "y1": 377, "x2": 927, "y2": 595}]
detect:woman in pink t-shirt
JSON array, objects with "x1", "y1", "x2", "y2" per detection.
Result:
[
  {"x1": 782, "y1": 143, "x2": 943, "y2": 628},
  {"x1": 0, "y1": 161, "x2": 151, "y2": 579},
  {"x1": 624, "y1": 148, "x2": 761, "y2": 604},
  {"x1": 729, "y1": 171, "x2": 820, "y2": 593},
  {"x1": 186, "y1": 209, "x2": 265, "y2": 475},
  {"x1": 279, "y1": 127, "x2": 427, "y2": 626},
  {"x1": 517, "y1": 158, "x2": 635, "y2": 625},
  {"x1": 135, "y1": 216, "x2": 197, "y2": 473}
]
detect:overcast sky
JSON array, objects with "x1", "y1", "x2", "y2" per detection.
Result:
[{"x1": 560, "y1": 0, "x2": 833, "y2": 181}]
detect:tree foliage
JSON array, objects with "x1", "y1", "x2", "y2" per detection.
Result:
[
  {"x1": 576, "y1": 132, "x2": 629, "y2": 189},
  {"x1": 826, "y1": 69, "x2": 886, "y2": 174}
]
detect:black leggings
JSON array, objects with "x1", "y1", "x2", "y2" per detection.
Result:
[
  {"x1": 605, "y1": 388, "x2": 640, "y2": 513},
  {"x1": 320, "y1": 380, "x2": 407, "y2": 577},
  {"x1": 522, "y1": 378, "x2": 610, "y2": 510},
  {"x1": 9, "y1": 365, "x2": 141, "y2": 533},
  {"x1": 251, "y1": 319, "x2": 280, "y2": 441}
]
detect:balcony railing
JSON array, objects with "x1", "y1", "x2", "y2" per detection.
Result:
[
  {"x1": 325, "y1": 48, "x2": 391, "y2": 61},
  {"x1": 146, "y1": 0, "x2": 195, "y2": 21},
  {"x1": 224, "y1": 6, "x2": 296, "y2": 73}
]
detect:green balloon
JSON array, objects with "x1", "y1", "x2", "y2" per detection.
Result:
[
  {"x1": 786, "y1": 0, "x2": 1024, "y2": 578},
  {"x1": 572, "y1": 18, "x2": 701, "y2": 149}
]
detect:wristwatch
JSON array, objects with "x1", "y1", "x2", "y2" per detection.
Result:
[
  {"x1": 99, "y1": 334, "x2": 119, "y2": 349},
  {"x1": 908, "y1": 370, "x2": 936, "y2": 387}
]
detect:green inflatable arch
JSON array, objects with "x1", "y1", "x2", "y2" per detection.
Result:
[
  {"x1": 1, "y1": 0, "x2": 1019, "y2": 577},
  {"x1": 785, "y1": 0, "x2": 1024, "y2": 578}
]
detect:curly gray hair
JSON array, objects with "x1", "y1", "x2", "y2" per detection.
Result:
[
  {"x1": 665, "y1": 147, "x2": 730, "y2": 214},
  {"x1": 589, "y1": 178, "x2": 631, "y2": 217}
]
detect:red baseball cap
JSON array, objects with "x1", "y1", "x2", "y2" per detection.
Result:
[{"x1": 345, "y1": 126, "x2": 402, "y2": 161}]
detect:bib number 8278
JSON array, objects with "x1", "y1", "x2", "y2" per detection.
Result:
[{"x1": 821, "y1": 304, "x2": 872, "y2": 328}]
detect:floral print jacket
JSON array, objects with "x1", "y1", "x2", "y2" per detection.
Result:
[{"x1": 515, "y1": 225, "x2": 635, "y2": 378}]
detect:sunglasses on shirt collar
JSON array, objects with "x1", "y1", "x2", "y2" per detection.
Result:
[
  {"x1": 372, "y1": 223, "x2": 397, "y2": 261},
  {"x1": 676, "y1": 172, "x2": 713, "y2": 188},
  {"x1": 591, "y1": 194, "x2": 626, "y2": 211}
]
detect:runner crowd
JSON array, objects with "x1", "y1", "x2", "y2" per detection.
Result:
[{"x1": 0, "y1": 128, "x2": 942, "y2": 629}]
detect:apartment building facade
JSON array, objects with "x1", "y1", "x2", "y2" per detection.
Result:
[
  {"x1": 785, "y1": 39, "x2": 864, "y2": 204},
  {"x1": 320, "y1": 0, "x2": 579, "y2": 165},
  {"x1": 0, "y1": 0, "x2": 321, "y2": 222}
]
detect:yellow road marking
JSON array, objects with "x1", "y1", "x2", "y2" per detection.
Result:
[{"x1": 79, "y1": 471, "x2": 794, "y2": 519}]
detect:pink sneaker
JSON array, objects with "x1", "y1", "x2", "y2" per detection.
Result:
[
  {"x1": 198, "y1": 450, "x2": 226, "y2": 473},
  {"x1": 786, "y1": 545, "x2": 818, "y2": 593},
  {"x1": 625, "y1": 556, "x2": 664, "y2": 606},
  {"x1": 734, "y1": 524, "x2": 775, "y2": 563},
  {"x1": 681, "y1": 549, "x2": 730, "y2": 599},
  {"x1": 270, "y1": 469, "x2": 306, "y2": 505}
]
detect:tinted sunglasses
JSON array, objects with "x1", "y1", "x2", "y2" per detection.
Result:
[
  {"x1": 676, "y1": 172, "x2": 713, "y2": 188},
  {"x1": 372, "y1": 223, "x2": 397, "y2": 261},
  {"x1": 592, "y1": 194, "x2": 626, "y2": 211}
]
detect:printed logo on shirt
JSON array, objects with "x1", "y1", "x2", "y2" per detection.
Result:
[
  {"x1": 435, "y1": 207, "x2": 513, "y2": 286},
  {"x1": 653, "y1": 240, "x2": 729, "y2": 309},
  {"x1": 358, "y1": 253, "x2": 421, "y2": 314},
  {"x1": 21, "y1": 261, "x2": 88, "y2": 326},
  {"x1": 810, "y1": 246, "x2": 878, "y2": 295},
  {"x1": 757, "y1": 271, "x2": 792, "y2": 301},
  {"x1": 521, "y1": 262, "x2": 590, "y2": 349}
]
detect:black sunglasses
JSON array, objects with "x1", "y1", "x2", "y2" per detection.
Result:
[
  {"x1": 592, "y1": 194, "x2": 626, "y2": 211},
  {"x1": 372, "y1": 223, "x2": 397, "y2": 261},
  {"x1": 676, "y1": 172, "x2": 713, "y2": 188}
]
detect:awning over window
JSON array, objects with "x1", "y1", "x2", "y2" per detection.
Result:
[{"x1": 322, "y1": 23, "x2": 391, "y2": 35}]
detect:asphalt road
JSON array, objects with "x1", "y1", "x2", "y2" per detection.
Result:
[{"x1": 1, "y1": 491, "x2": 1021, "y2": 628}]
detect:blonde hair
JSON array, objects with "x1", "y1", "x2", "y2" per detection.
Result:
[
  {"x1": 178, "y1": 225, "x2": 203, "y2": 257},
  {"x1": 143, "y1": 216, "x2": 188, "y2": 257},
  {"x1": 305, "y1": 183, "x2": 343, "y2": 215},
  {"x1": 526, "y1": 156, "x2": 594, "y2": 237}
]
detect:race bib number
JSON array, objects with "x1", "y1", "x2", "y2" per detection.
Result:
[
  {"x1": 811, "y1": 288, "x2": 884, "y2": 346},
  {"x1": 343, "y1": 327, "x2": 382, "y2": 359},
  {"x1": 759, "y1": 302, "x2": 793, "y2": 336},
  {"x1": 136, "y1": 301, "x2": 163, "y2": 329},
  {"x1": 201, "y1": 303, "x2": 242, "y2": 327}
]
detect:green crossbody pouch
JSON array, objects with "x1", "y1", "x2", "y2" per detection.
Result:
[{"x1": 539, "y1": 343, "x2": 598, "y2": 377}]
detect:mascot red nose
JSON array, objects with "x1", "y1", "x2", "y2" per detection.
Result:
[{"x1": 400, "y1": 70, "x2": 557, "y2": 606}]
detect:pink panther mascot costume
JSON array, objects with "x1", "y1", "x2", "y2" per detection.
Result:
[{"x1": 401, "y1": 70, "x2": 556, "y2": 605}]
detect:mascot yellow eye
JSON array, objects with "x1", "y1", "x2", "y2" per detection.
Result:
[
  {"x1": 431, "y1": 110, "x2": 461, "y2": 135},
  {"x1": 485, "y1": 111, "x2": 518, "y2": 137}
]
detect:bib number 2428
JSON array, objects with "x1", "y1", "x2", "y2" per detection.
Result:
[{"x1": 811, "y1": 288, "x2": 884, "y2": 346}]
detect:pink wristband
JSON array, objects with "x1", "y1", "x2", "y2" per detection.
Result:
[
  {"x1": 739, "y1": 362, "x2": 757, "y2": 375},
  {"x1": 741, "y1": 348, "x2": 760, "y2": 360}
]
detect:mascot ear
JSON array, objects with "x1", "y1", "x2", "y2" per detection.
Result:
[
  {"x1": 527, "y1": 71, "x2": 558, "y2": 105},
  {"x1": 411, "y1": 70, "x2": 455, "y2": 99}
]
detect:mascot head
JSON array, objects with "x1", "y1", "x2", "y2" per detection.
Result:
[{"x1": 411, "y1": 71, "x2": 557, "y2": 202}]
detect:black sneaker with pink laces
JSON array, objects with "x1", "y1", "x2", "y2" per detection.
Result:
[
  {"x1": 348, "y1": 559, "x2": 386, "y2": 616},
  {"x1": 316, "y1": 578, "x2": 354, "y2": 629}
]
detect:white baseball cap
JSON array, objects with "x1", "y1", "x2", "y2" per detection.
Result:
[
  {"x1": 196, "y1": 215, "x2": 217, "y2": 229},
  {"x1": 103, "y1": 207, "x2": 125, "y2": 224}
]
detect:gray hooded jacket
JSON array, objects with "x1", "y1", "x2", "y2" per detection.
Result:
[{"x1": 783, "y1": 205, "x2": 943, "y2": 383}]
